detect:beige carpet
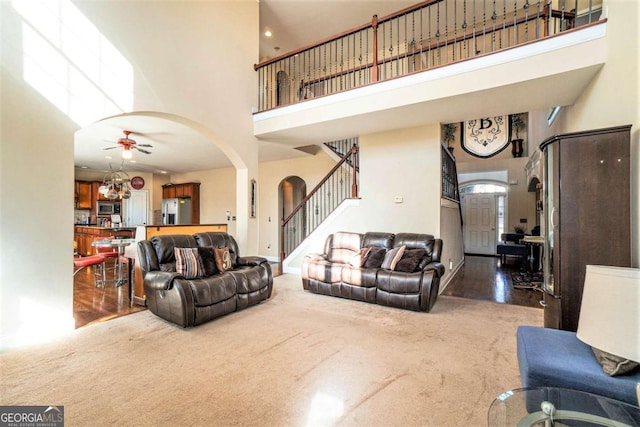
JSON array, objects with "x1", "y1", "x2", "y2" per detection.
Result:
[{"x1": 0, "y1": 274, "x2": 542, "y2": 426}]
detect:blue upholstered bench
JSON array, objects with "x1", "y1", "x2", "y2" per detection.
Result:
[
  {"x1": 517, "y1": 325, "x2": 640, "y2": 406},
  {"x1": 496, "y1": 233, "x2": 527, "y2": 263}
]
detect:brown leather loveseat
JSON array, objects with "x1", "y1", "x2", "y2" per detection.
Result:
[
  {"x1": 302, "y1": 232, "x2": 444, "y2": 312},
  {"x1": 138, "y1": 232, "x2": 272, "y2": 327}
]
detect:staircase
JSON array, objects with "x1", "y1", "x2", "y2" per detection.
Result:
[{"x1": 280, "y1": 139, "x2": 359, "y2": 268}]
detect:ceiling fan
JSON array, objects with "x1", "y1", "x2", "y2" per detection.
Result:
[{"x1": 104, "y1": 130, "x2": 153, "y2": 159}]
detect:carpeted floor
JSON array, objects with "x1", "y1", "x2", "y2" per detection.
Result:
[{"x1": 0, "y1": 274, "x2": 542, "y2": 426}]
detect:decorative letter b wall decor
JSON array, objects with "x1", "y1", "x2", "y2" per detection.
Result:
[{"x1": 462, "y1": 115, "x2": 511, "y2": 158}]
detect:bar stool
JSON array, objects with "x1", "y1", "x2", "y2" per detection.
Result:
[
  {"x1": 93, "y1": 236, "x2": 118, "y2": 287},
  {"x1": 73, "y1": 255, "x2": 105, "y2": 278}
]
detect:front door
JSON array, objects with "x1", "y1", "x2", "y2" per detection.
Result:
[{"x1": 462, "y1": 193, "x2": 497, "y2": 255}]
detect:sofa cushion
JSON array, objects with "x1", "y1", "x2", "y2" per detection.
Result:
[
  {"x1": 395, "y1": 248, "x2": 425, "y2": 272},
  {"x1": 362, "y1": 232, "x2": 395, "y2": 249},
  {"x1": 326, "y1": 232, "x2": 362, "y2": 264},
  {"x1": 174, "y1": 247, "x2": 204, "y2": 279},
  {"x1": 376, "y1": 269, "x2": 423, "y2": 294},
  {"x1": 198, "y1": 246, "x2": 219, "y2": 277},
  {"x1": 340, "y1": 266, "x2": 378, "y2": 287},
  {"x1": 305, "y1": 259, "x2": 343, "y2": 283},
  {"x1": 214, "y1": 247, "x2": 234, "y2": 273},
  {"x1": 185, "y1": 274, "x2": 236, "y2": 307},
  {"x1": 349, "y1": 247, "x2": 371, "y2": 267},
  {"x1": 381, "y1": 245, "x2": 406, "y2": 270},
  {"x1": 160, "y1": 262, "x2": 176, "y2": 272},
  {"x1": 151, "y1": 234, "x2": 197, "y2": 265},
  {"x1": 394, "y1": 233, "x2": 438, "y2": 262},
  {"x1": 363, "y1": 247, "x2": 386, "y2": 268}
]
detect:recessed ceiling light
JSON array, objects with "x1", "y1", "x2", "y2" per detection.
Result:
[
  {"x1": 264, "y1": 30, "x2": 272, "y2": 37},
  {"x1": 129, "y1": 159, "x2": 137, "y2": 163},
  {"x1": 105, "y1": 155, "x2": 113, "y2": 159}
]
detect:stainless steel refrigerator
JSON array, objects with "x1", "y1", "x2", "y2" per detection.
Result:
[{"x1": 162, "y1": 198, "x2": 192, "y2": 225}]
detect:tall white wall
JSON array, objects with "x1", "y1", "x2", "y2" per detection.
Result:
[
  {"x1": 0, "y1": 1, "x2": 259, "y2": 349},
  {"x1": 1, "y1": 69, "x2": 77, "y2": 348},
  {"x1": 562, "y1": 0, "x2": 639, "y2": 266},
  {"x1": 285, "y1": 124, "x2": 446, "y2": 270}
]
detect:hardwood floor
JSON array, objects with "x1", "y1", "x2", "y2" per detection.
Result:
[
  {"x1": 73, "y1": 263, "x2": 145, "y2": 328},
  {"x1": 442, "y1": 255, "x2": 543, "y2": 309},
  {"x1": 73, "y1": 257, "x2": 538, "y2": 329}
]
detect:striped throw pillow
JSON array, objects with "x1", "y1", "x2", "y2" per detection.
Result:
[
  {"x1": 381, "y1": 245, "x2": 406, "y2": 270},
  {"x1": 174, "y1": 247, "x2": 204, "y2": 279}
]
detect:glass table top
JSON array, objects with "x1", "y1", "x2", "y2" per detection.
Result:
[{"x1": 488, "y1": 387, "x2": 640, "y2": 427}]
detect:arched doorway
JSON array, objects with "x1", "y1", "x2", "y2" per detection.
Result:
[{"x1": 278, "y1": 176, "x2": 306, "y2": 259}]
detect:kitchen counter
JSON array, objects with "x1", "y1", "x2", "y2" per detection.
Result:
[
  {"x1": 75, "y1": 225, "x2": 137, "y2": 231},
  {"x1": 74, "y1": 226, "x2": 137, "y2": 256},
  {"x1": 139, "y1": 224, "x2": 227, "y2": 240}
]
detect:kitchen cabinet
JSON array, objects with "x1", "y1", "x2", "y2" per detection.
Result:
[
  {"x1": 162, "y1": 183, "x2": 200, "y2": 224},
  {"x1": 540, "y1": 125, "x2": 631, "y2": 332},
  {"x1": 75, "y1": 181, "x2": 93, "y2": 209}
]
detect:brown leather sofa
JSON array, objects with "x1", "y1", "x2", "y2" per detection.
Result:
[
  {"x1": 302, "y1": 232, "x2": 444, "y2": 312},
  {"x1": 138, "y1": 232, "x2": 272, "y2": 327}
]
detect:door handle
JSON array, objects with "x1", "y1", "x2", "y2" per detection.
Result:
[{"x1": 539, "y1": 300, "x2": 547, "y2": 308}]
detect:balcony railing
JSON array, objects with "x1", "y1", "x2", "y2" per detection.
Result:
[{"x1": 254, "y1": 0, "x2": 602, "y2": 112}]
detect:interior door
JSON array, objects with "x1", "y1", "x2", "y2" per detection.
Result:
[
  {"x1": 462, "y1": 193, "x2": 497, "y2": 255},
  {"x1": 124, "y1": 190, "x2": 148, "y2": 226}
]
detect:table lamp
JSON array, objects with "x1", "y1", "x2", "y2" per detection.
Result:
[{"x1": 577, "y1": 265, "x2": 640, "y2": 364}]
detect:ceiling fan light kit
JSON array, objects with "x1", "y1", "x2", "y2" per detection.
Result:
[{"x1": 104, "y1": 129, "x2": 154, "y2": 160}]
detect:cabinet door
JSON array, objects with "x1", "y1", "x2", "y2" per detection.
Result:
[
  {"x1": 557, "y1": 127, "x2": 631, "y2": 331},
  {"x1": 163, "y1": 185, "x2": 176, "y2": 199},
  {"x1": 181, "y1": 184, "x2": 193, "y2": 198},
  {"x1": 174, "y1": 184, "x2": 186, "y2": 198},
  {"x1": 75, "y1": 181, "x2": 93, "y2": 209}
]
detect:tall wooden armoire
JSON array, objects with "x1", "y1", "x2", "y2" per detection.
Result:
[{"x1": 540, "y1": 125, "x2": 631, "y2": 331}]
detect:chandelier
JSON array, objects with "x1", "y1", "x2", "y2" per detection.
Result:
[{"x1": 98, "y1": 166, "x2": 132, "y2": 200}]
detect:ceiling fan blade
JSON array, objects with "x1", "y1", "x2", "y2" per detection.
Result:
[
  {"x1": 103, "y1": 146, "x2": 119, "y2": 150},
  {"x1": 136, "y1": 143, "x2": 153, "y2": 148},
  {"x1": 135, "y1": 148, "x2": 152, "y2": 154}
]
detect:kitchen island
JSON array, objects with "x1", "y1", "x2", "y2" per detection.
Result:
[{"x1": 74, "y1": 226, "x2": 136, "y2": 256}]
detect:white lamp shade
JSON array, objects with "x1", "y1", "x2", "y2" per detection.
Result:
[
  {"x1": 121, "y1": 149, "x2": 132, "y2": 159},
  {"x1": 576, "y1": 265, "x2": 640, "y2": 363}
]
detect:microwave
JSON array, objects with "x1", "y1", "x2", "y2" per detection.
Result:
[{"x1": 97, "y1": 201, "x2": 121, "y2": 216}]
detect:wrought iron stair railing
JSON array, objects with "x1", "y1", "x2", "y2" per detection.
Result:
[
  {"x1": 323, "y1": 137, "x2": 359, "y2": 170},
  {"x1": 280, "y1": 144, "x2": 359, "y2": 268}
]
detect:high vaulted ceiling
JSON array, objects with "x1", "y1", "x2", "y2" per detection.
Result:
[{"x1": 75, "y1": 1, "x2": 415, "y2": 175}]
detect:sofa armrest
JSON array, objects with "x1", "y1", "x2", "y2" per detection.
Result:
[
  {"x1": 304, "y1": 253, "x2": 327, "y2": 262},
  {"x1": 423, "y1": 261, "x2": 445, "y2": 277},
  {"x1": 143, "y1": 271, "x2": 183, "y2": 291},
  {"x1": 237, "y1": 256, "x2": 268, "y2": 267}
]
